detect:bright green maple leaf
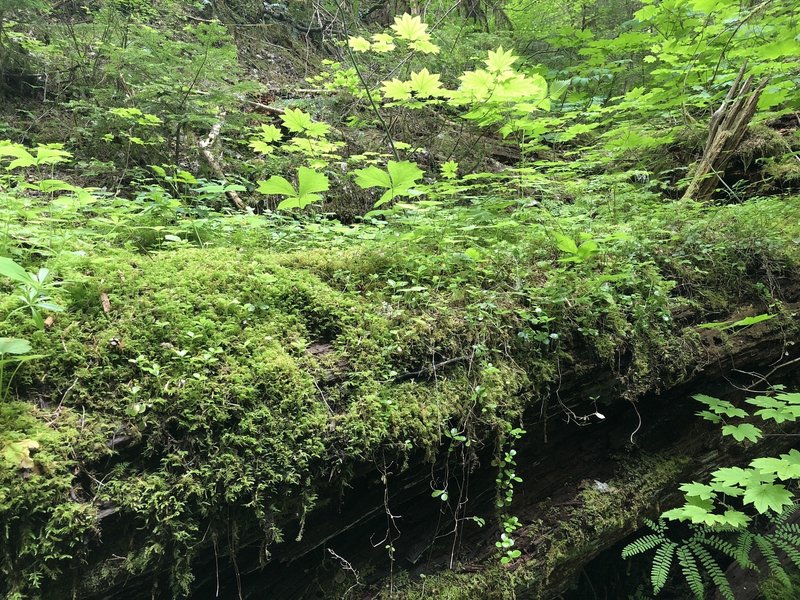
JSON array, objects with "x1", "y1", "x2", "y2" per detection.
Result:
[
  {"x1": 281, "y1": 108, "x2": 315, "y2": 134},
  {"x1": 408, "y1": 69, "x2": 443, "y2": 98},
  {"x1": 752, "y1": 450, "x2": 800, "y2": 480},
  {"x1": 721, "y1": 423, "x2": 762, "y2": 443},
  {"x1": 371, "y1": 33, "x2": 396, "y2": 53},
  {"x1": 743, "y1": 483, "x2": 793, "y2": 514},
  {"x1": 258, "y1": 124, "x2": 283, "y2": 143},
  {"x1": 347, "y1": 36, "x2": 371, "y2": 52},
  {"x1": 391, "y1": 13, "x2": 429, "y2": 41},
  {"x1": 680, "y1": 481, "x2": 716, "y2": 501},
  {"x1": 382, "y1": 79, "x2": 412, "y2": 102},
  {"x1": 410, "y1": 38, "x2": 440, "y2": 54},
  {"x1": 440, "y1": 160, "x2": 458, "y2": 179},
  {"x1": 720, "y1": 510, "x2": 751, "y2": 528},
  {"x1": 485, "y1": 47, "x2": 518, "y2": 73}
]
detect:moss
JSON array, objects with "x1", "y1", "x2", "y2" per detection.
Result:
[{"x1": 1, "y1": 194, "x2": 799, "y2": 597}]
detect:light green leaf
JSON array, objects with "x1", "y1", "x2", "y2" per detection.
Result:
[
  {"x1": 391, "y1": 13, "x2": 429, "y2": 42},
  {"x1": 408, "y1": 68, "x2": 443, "y2": 98},
  {"x1": 296, "y1": 167, "x2": 329, "y2": 203},
  {"x1": 0, "y1": 257, "x2": 32, "y2": 285},
  {"x1": 679, "y1": 481, "x2": 716, "y2": 501},
  {"x1": 257, "y1": 176, "x2": 296, "y2": 197},
  {"x1": 347, "y1": 36, "x2": 372, "y2": 52},
  {"x1": 721, "y1": 423, "x2": 762, "y2": 443},
  {"x1": 553, "y1": 233, "x2": 579, "y2": 255},
  {"x1": 742, "y1": 483, "x2": 793, "y2": 514},
  {"x1": 281, "y1": 108, "x2": 315, "y2": 134},
  {"x1": 440, "y1": 161, "x2": 459, "y2": 180},
  {"x1": 485, "y1": 46, "x2": 518, "y2": 73},
  {"x1": 0, "y1": 338, "x2": 33, "y2": 355}
]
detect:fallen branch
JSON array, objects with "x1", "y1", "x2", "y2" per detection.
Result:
[{"x1": 197, "y1": 111, "x2": 247, "y2": 211}]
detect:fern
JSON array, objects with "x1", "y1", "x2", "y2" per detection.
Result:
[
  {"x1": 676, "y1": 545, "x2": 705, "y2": 599},
  {"x1": 699, "y1": 532, "x2": 755, "y2": 570},
  {"x1": 650, "y1": 541, "x2": 676, "y2": 594},
  {"x1": 622, "y1": 532, "x2": 668, "y2": 559},
  {"x1": 754, "y1": 534, "x2": 790, "y2": 587},
  {"x1": 689, "y1": 541, "x2": 734, "y2": 600}
]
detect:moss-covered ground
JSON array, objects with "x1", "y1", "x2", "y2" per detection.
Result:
[{"x1": 1, "y1": 184, "x2": 799, "y2": 597}]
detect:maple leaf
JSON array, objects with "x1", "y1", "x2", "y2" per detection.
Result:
[
  {"x1": 743, "y1": 483, "x2": 793, "y2": 514},
  {"x1": 408, "y1": 69, "x2": 443, "y2": 98},
  {"x1": 485, "y1": 46, "x2": 518, "y2": 73},
  {"x1": 391, "y1": 13, "x2": 429, "y2": 41},
  {"x1": 381, "y1": 78, "x2": 412, "y2": 102},
  {"x1": 371, "y1": 33, "x2": 396, "y2": 53},
  {"x1": 348, "y1": 36, "x2": 371, "y2": 52}
]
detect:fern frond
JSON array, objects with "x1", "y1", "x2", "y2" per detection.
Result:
[
  {"x1": 773, "y1": 504, "x2": 799, "y2": 524},
  {"x1": 689, "y1": 541, "x2": 734, "y2": 600},
  {"x1": 622, "y1": 533, "x2": 667, "y2": 559},
  {"x1": 734, "y1": 530, "x2": 755, "y2": 566},
  {"x1": 774, "y1": 522, "x2": 800, "y2": 546},
  {"x1": 700, "y1": 533, "x2": 756, "y2": 570},
  {"x1": 651, "y1": 541, "x2": 677, "y2": 594},
  {"x1": 771, "y1": 536, "x2": 800, "y2": 572},
  {"x1": 677, "y1": 545, "x2": 705, "y2": 599},
  {"x1": 754, "y1": 534, "x2": 790, "y2": 586}
]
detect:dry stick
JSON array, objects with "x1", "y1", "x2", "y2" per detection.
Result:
[{"x1": 197, "y1": 112, "x2": 247, "y2": 211}]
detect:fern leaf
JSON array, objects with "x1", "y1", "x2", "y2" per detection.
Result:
[
  {"x1": 651, "y1": 541, "x2": 676, "y2": 594},
  {"x1": 771, "y1": 536, "x2": 800, "y2": 572},
  {"x1": 700, "y1": 533, "x2": 756, "y2": 570},
  {"x1": 689, "y1": 541, "x2": 734, "y2": 600},
  {"x1": 677, "y1": 545, "x2": 705, "y2": 599},
  {"x1": 754, "y1": 534, "x2": 790, "y2": 586},
  {"x1": 622, "y1": 533, "x2": 667, "y2": 558}
]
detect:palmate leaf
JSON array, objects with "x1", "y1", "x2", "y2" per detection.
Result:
[
  {"x1": 743, "y1": 483, "x2": 793, "y2": 514},
  {"x1": 258, "y1": 175, "x2": 296, "y2": 197},
  {"x1": 485, "y1": 46, "x2": 518, "y2": 73},
  {"x1": 281, "y1": 108, "x2": 315, "y2": 134},
  {"x1": 296, "y1": 166, "x2": 330, "y2": 202},
  {"x1": 721, "y1": 423, "x2": 762, "y2": 443},
  {"x1": 390, "y1": 13, "x2": 429, "y2": 42},
  {"x1": 752, "y1": 451, "x2": 800, "y2": 481},
  {"x1": 347, "y1": 36, "x2": 371, "y2": 52},
  {"x1": 408, "y1": 69, "x2": 444, "y2": 98},
  {"x1": 257, "y1": 167, "x2": 329, "y2": 210},
  {"x1": 680, "y1": 482, "x2": 717, "y2": 501}
]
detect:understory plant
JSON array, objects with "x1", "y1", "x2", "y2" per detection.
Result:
[{"x1": 624, "y1": 388, "x2": 800, "y2": 598}]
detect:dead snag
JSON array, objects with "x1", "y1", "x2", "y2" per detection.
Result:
[{"x1": 682, "y1": 63, "x2": 769, "y2": 202}]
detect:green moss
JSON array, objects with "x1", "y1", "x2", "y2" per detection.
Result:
[{"x1": 1, "y1": 194, "x2": 799, "y2": 597}]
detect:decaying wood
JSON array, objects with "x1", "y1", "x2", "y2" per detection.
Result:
[
  {"x1": 683, "y1": 63, "x2": 769, "y2": 202},
  {"x1": 197, "y1": 111, "x2": 247, "y2": 211}
]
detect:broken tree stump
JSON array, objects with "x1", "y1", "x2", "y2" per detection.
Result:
[{"x1": 682, "y1": 63, "x2": 769, "y2": 202}]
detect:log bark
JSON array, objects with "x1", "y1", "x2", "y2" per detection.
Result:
[{"x1": 682, "y1": 63, "x2": 769, "y2": 202}]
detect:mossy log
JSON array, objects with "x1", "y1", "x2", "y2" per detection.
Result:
[
  {"x1": 2, "y1": 197, "x2": 799, "y2": 599},
  {"x1": 81, "y1": 302, "x2": 800, "y2": 600}
]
